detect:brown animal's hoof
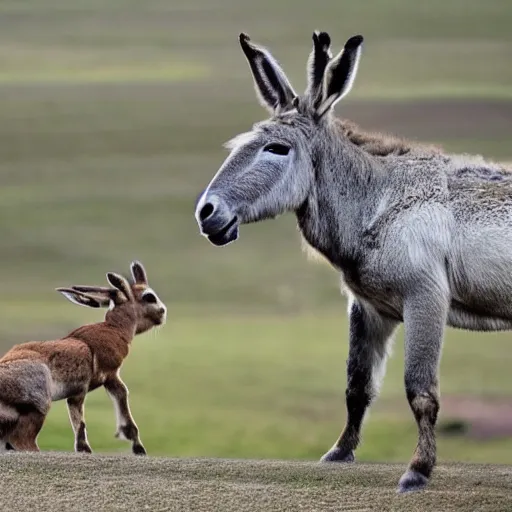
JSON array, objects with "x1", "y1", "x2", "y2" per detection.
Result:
[
  {"x1": 320, "y1": 447, "x2": 355, "y2": 463},
  {"x1": 397, "y1": 469, "x2": 428, "y2": 493},
  {"x1": 133, "y1": 444, "x2": 146, "y2": 455},
  {"x1": 76, "y1": 444, "x2": 92, "y2": 454}
]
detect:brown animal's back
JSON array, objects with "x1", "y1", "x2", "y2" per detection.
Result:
[
  {"x1": 2, "y1": 322, "x2": 131, "y2": 374},
  {"x1": 1, "y1": 339, "x2": 93, "y2": 392},
  {"x1": 67, "y1": 322, "x2": 132, "y2": 372}
]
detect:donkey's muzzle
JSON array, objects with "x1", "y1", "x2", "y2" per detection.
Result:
[{"x1": 195, "y1": 193, "x2": 240, "y2": 246}]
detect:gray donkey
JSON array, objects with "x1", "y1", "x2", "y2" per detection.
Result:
[{"x1": 195, "y1": 31, "x2": 512, "y2": 493}]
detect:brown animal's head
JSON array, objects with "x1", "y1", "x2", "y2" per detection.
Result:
[{"x1": 56, "y1": 261, "x2": 167, "y2": 335}]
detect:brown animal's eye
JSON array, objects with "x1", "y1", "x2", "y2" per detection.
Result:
[
  {"x1": 143, "y1": 293, "x2": 157, "y2": 304},
  {"x1": 264, "y1": 143, "x2": 290, "y2": 156}
]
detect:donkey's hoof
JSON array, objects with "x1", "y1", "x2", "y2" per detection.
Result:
[
  {"x1": 398, "y1": 470, "x2": 428, "y2": 493},
  {"x1": 320, "y1": 447, "x2": 355, "y2": 463}
]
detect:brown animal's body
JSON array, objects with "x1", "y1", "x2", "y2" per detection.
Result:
[{"x1": 0, "y1": 261, "x2": 166, "y2": 454}]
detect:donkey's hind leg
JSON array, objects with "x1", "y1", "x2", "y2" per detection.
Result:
[
  {"x1": 321, "y1": 299, "x2": 397, "y2": 463},
  {"x1": 7, "y1": 411, "x2": 46, "y2": 452}
]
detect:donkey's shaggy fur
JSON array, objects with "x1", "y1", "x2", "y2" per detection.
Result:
[{"x1": 336, "y1": 118, "x2": 441, "y2": 157}]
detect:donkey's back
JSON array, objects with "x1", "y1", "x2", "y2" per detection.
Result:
[
  {"x1": 377, "y1": 151, "x2": 512, "y2": 330},
  {"x1": 449, "y1": 158, "x2": 512, "y2": 328}
]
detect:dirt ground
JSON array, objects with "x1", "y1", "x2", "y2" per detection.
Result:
[{"x1": 0, "y1": 453, "x2": 511, "y2": 512}]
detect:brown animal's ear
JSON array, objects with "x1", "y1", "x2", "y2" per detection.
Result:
[
  {"x1": 71, "y1": 285, "x2": 113, "y2": 294},
  {"x1": 306, "y1": 31, "x2": 332, "y2": 107},
  {"x1": 56, "y1": 288, "x2": 109, "y2": 308},
  {"x1": 316, "y1": 35, "x2": 364, "y2": 119},
  {"x1": 239, "y1": 33, "x2": 297, "y2": 113},
  {"x1": 130, "y1": 260, "x2": 148, "y2": 285},
  {"x1": 106, "y1": 272, "x2": 134, "y2": 302},
  {"x1": 71, "y1": 285, "x2": 123, "y2": 306}
]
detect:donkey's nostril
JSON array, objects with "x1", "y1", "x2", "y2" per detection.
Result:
[{"x1": 199, "y1": 203, "x2": 215, "y2": 221}]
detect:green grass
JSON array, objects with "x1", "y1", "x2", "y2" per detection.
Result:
[
  {"x1": 1, "y1": 454, "x2": 511, "y2": 512},
  {"x1": 20, "y1": 310, "x2": 512, "y2": 465},
  {"x1": 0, "y1": 0, "x2": 512, "y2": 471}
]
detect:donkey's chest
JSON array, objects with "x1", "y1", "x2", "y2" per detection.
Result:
[
  {"x1": 340, "y1": 262, "x2": 403, "y2": 320},
  {"x1": 297, "y1": 222, "x2": 404, "y2": 318}
]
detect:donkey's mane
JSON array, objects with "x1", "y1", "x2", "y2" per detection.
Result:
[
  {"x1": 334, "y1": 118, "x2": 512, "y2": 173},
  {"x1": 334, "y1": 118, "x2": 441, "y2": 157}
]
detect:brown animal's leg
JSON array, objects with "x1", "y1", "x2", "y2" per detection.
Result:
[
  {"x1": 398, "y1": 289, "x2": 448, "y2": 493},
  {"x1": 104, "y1": 374, "x2": 146, "y2": 455},
  {"x1": 321, "y1": 299, "x2": 397, "y2": 463},
  {"x1": 0, "y1": 403, "x2": 19, "y2": 451},
  {"x1": 7, "y1": 412, "x2": 45, "y2": 451},
  {"x1": 67, "y1": 394, "x2": 92, "y2": 453},
  {"x1": 0, "y1": 424, "x2": 18, "y2": 452}
]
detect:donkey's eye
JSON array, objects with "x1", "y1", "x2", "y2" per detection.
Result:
[
  {"x1": 143, "y1": 293, "x2": 157, "y2": 304},
  {"x1": 264, "y1": 144, "x2": 290, "y2": 156}
]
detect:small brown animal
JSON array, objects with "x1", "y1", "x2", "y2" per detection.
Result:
[{"x1": 0, "y1": 261, "x2": 166, "y2": 455}]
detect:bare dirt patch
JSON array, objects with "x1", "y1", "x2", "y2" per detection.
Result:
[
  {"x1": 440, "y1": 395, "x2": 512, "y2": 440},
  {"x1": 377, "y1": 394, "x2": 512, "y2": 441}
]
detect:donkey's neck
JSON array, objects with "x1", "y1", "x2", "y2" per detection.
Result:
[{"x1": 296, "y1": 138, "x2": 384, "y2": 272}]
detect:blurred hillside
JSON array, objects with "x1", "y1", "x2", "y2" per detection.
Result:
[{"x1": 0, "y1": 0, "x2": 511, "y2": 462}]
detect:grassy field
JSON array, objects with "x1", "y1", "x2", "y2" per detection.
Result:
[
  {"x1": 1, "y1": 453, "x2": 511, "y2": 511},
  {"x1": 0, "y1": 0, "x2": 512, "y2": 477},
  {"x1": 30, "y1": 312, "x2": 512, "y2": 464}
]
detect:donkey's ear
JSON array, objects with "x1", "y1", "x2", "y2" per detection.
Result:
[
  {"x1": 130, "y1": 260, "x2": 148, "y2": 285},
  {"x1": 239, "y1": 33, "x2": 297, "y2": 113},
  {"x1": 106, "y1": 272, "x2": 134, "y2": 302},
  {"x1": 316, "y1": 35, "x2": 364, "y2": 119},
  {"x1": 56, "y1": 288, "x2": 106, "y2": 309},
  {"x1": 305, "y1": 31, "x2": 332, "y2": 106}
]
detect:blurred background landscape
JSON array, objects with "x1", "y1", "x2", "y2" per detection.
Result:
[{"x1": 0, "y1": 0, "x2": 511, "y2": 463}]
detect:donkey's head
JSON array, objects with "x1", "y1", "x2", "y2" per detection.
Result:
[
  {"x1": 57, "y1": 261, "x2": 167, "y2": 335},
  {"x1": 195, "y1": 31, "x2": 364, "y2": 246}
]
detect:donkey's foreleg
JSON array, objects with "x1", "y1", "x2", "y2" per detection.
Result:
[
  {"x1": 398, "y1": 289, "x2": 448, "y2": 493},
  {"x1": 321, "y1": 299, "x2": 397, "y2": 463},
  {"x1": 67, "y1": 394, "x2": 92, "y2": 453},
  {"x1": 105, "y1": 375, "x2": 146, "y2": 455}
]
